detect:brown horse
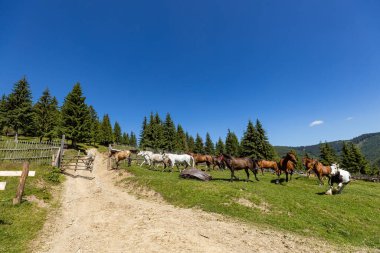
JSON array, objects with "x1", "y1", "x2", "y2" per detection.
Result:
[
  {"x1": 257, "y1": 160, "x2": 278, "y2": 175},
  {"x1": 312, "y1": 161, "x2": 332, "y2": 185},
  {"x1": 109, "y1": 149, "x2": 132, "y2": 169},
  {"x1": 212, "y1": 155, "x2": 225, "y2": 170},
  {"x1": 277, "y1": 152, "x2": 297, "y2": 182},
  {"x1": 218, "y1": 154, "x2": 259, "y2": 182},
  {"x1": 302, "y1": 157, "x2": 317, "y2": 177},
  {"x1": 188, "y1": 153, "x2": 214, "y2": 170}
]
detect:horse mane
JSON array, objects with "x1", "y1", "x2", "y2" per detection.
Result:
[{"x1": 222, "y1": 153, "x2": 233, "y2": 160}]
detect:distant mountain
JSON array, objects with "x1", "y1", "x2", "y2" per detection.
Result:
[{"x1": 274, "y1": 132, "x2": 380, "y2": 165}]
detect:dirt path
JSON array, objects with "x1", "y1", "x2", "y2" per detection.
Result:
[{"x1": 34, "y1": 150, "x2": 346, "y2": 253}]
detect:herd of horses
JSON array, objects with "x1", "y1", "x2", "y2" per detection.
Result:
[{"x1": 109, "y1": 149, "x2": 351, "y2": 194}]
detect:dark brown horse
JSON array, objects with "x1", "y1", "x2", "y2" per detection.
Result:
[
  {"x1": 188, "y1": 153, "x2": 214, "y2": 170},
  {"x1": 218, "y1": 154, "x2": 259, "y2": 182},
  {"x1": 277, "y1": 152, "x2": 297, "y2": 182},
  {"x1": 302, "y1": 157, "x2": 317, "y2": 177},
  {"x1": 257, "y1": 160, "x2": 278, "y2": 175},
  {"x1": 312, "y1": 161, "x2": 332, "y2": 185},
  {"x1": 212, "y1": 155, "x2": 225, "y2": 170}
]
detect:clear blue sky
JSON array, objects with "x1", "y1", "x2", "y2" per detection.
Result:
[{"x1": 1, "y1": 1, "x2": 380, "y2": 146}]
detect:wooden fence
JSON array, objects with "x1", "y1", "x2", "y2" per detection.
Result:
[{"x1": 0, "y1": 139, "x2": 61, "y2": 165}]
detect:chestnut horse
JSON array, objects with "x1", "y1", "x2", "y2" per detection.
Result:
[
  {"x1": 302, "y1": 157, "x2": 317, "y2": 177},
  {"x1": 218, "y1": 154, "x2": 259, "y2": 182},
  {"x1": 312, "y1": 161, "x2": 332, "y2": 185},
  {"x1": 257, "y1": 160, "x2": 278, "y2": 175},
  {"x1": 212, "y1": 155, "x2": 225, "y2": 170},
  {"x1": 188, "y1": 153, "x2": 214, "y2": 170},
  {"x1": 277, "y1": 152, "x2": 297, "y2": 182},
  {"x1": 109, "y1": 149, "x2": 132, "y2": 169}
]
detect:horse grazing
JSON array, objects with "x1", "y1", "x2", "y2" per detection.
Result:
[
  {"x1": 257, "y1": 160, "x2": 278, "y2": 175},
  {"x1": 277, "y1": 152, "x2": 297, "y2": 182},
  {"x1": 218, "y1": 154, "x2": 259, "y2": 182},
  {"x1": 109, "y1": 149, "x2": 132, "y2": 169},
  {"x1": 311, "y1": 161, "x2": 332, "y2": 185},
  {"x1": 212, "y1": 155, "x2": 225, "y2": 170},
  {"x1": 188, "y1": 153, "x2": 214, "y2": 170},
  {"x1": 162, "y1": 153, "x2": 195, "y2": 172},
  {"x1": 326, "y1": 164, "x2": 351, "y2": 195}
]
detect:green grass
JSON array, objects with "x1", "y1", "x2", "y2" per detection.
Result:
[
  {"x1": 0, "y1": 162, "x2": 64, "y2": 253},
  {"x1": 120, "y1": 165, "x2": 380, "y2": 249}
]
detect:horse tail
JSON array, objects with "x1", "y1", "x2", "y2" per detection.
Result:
[{"x1": 190, "y1": 156, "x2": 195, "y2": 167}]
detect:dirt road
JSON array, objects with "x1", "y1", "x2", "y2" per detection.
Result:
[{"x1": 34, "y1": 149, "x2": 344, "y2": 253}]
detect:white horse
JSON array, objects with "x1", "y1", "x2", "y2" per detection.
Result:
[
  {"x1": 326, "y1": 163, "x2": 351, "y2": 195},
  {"x1": 137, "y1": 151, "x2": 153, "y2": 167},
  {"x1": 162, "y1": 153, "x2": 194, "y2": 172},
  {"x1": 141, "y1": 153, "x2": 168, "y2": 169}
]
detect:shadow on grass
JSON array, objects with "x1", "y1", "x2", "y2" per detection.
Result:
[
  {"x1": 211, "y1": 177, "x2": 256, "y2": 183},
  {"x1": 62, "y1": 171, "x2": 95, "y2": 180},
  {"x1": 270, "y1": 178, "x2": 287, "y2": 185}
]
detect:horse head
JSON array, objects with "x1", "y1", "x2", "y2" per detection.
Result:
[
  {"x1": 286, "y1": 152, "x2": 297, "y2": 164},
  {"x1": 330, "y1": 163, "x2": 339, "y2": 175}
]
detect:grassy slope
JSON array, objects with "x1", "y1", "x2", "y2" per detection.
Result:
[
  {"x1": 121, "y1": 164, "x2": 380, "y2": 249},
  {"x1": 0, "y1": 163, "x2": 63, "y2": 253}
]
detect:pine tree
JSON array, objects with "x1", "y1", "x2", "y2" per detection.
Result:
[
  {"x1": 139, "y1": 116, "x2": 148, "y2": 148},
  {"x1": 113, "y1": 121, "x2": 122, "y2": 144},
  {"x1": 162, "y1": 113, "x2": 177, "y2": 152},
  {"x1": 176, "y1": 124, "x2": 188, "y2": 152},
  {"x1": 351, "y1": 143, "x2": 370, "y2": 174},
  {"x1": 88, "y1": 105, "x2": 101, "y2": 145},
  {"x1": 255, "y1": 119, "x2": 276, "y2": 159},
  {"x1": 100, "y1": 114, "x2": 113, "y2": 145},
  {"x1": 319, "y1": 142, "x2": 338, "y2": 165},
  {"x1": 186, "y1": 133, "x2": 195, "y2": 152},
  {"x1": 0, "y1": 94, "x2": 10, "y2": 135},
  {"x1": 6, "y1": 77, "x2": 35, "y2": 140},
  {"x1": 225, "y1": 129, "x2": 240, "y2": 156},
  {"x1": 33, "y1": 89, "x2": 59, "y2": 142},
  {"x1": 341, "y1": 142, "x2": 355, "y2": 172},
  {"x1": 194, "y1": 133, "x2": 205, "y2": 154},
  {"x1": 142, "y1": 113, "x2": 155, "y2": 149},
  {"x1": 60, "y1": 83, "x2": 91, "y2": 147},
  {"x1": 129, "y1": 131, "x2": 137, "y2": 147},
  {"x1": 122, "y1": 132, "x2": 130, "y2": 145},
  {"x1": 152, "y1": 113, "x2": 164, "y2": 150},
  {"x1": 240, "y1": 120, "x2": 258, "y2": 158},
  {"x1": 204, "y1": 132, "x2": 215, "y2": 155},
  {"x1": 215, "y1": 137, "x2": 225, "y2": 155}
]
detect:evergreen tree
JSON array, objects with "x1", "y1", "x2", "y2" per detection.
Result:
[
  {"x1": 194, "y1": 133, "x2": 205, "y2": 154},
  {"x1": 204, "y1": 132, "x2": 215, "y2": 155},
  {"x1": 341, "y1": 142, "x2": 355, "y2": 170},
  {"x1": 255, "y1": 119, "x2": 277, "y2": 160},
  {"x1": 176, "y1": 124, "x2": 188, "y2": 152},
  {"x1": 6, "y1": 77, "x2": 35, "y2": 140},
  {"x1": 60, "y1": 83, "x2": 91, "y2": 147},
  {"x1": 129, "y1": 131, "x2": 137, "y2": 147},
  {"x1": 0, "y1": 95, "x2": 10, "y2": 135},
  {"x1": 142, "y1": 113, "x2": 155, "y2": 149},
  {"x1": 113, "y1": 121, "x2": 122, "y2": 144},
  {"x1": 351, "y1": 143, "x2": 370, "y2": 174},
  {"x1": 88, "y1": 105, "x2": 101, "y2": 145},
  {"x1": 33, "y1": 89, "x2": 59, "y2": 142},
  {"x1": 100, "y1": 114, "x2": 113, "y2": 145},
  {"x1": 139, "y1": 116, "x2": 148, "y2": 148},
  {"x1": 162, "y1": 113, "x2": 177, "y2": 152},
  {"x1": 225, "y1": 129, "x2": 240, "y2": 156},
  {"x1": 319, "y1": 142, "x2": 338, "y2": 165},
  {"x1": 122, "y1": 132, "x2": 130, "y2": 145},
  {"x1": 186, "y1": 133, "x2": 195, "y2": 152},
  {"x1": 152, "y1": 113, "x2": 164, "y2": 150},
  {"x1": 240, "y1": 120, "x2": 258, "y2": 158},
  {"x1": 215, "y1": 137, "x2": 225, "y2": 155}
]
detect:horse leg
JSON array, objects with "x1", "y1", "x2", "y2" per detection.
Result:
[
  {"x1": 128, "y1": 157, "x2": 131, "y2": 167},
  {"x1": 285, "y1": 172, "x2": 289, "y2": 182},
  {"x1": 230, "y1": 169, "x2": 235, "y2": 182},
  {"x1": 244, "y1": 169, "x2": 250, "y2": 182},
  {"x1": 251, "y1": 168, "x2": 260, "y2": 181},
  {"x1": 317, "y1": 173, "x2": 323, "y2": 186}
]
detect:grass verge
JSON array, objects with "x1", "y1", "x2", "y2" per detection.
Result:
[{"x1": 120, "y1": 165, "x2": 380, "y2": 249}]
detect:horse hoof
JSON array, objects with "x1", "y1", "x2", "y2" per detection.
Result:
[{"x1": 276, "y1": 180, "x2": 279, "y2": 184}]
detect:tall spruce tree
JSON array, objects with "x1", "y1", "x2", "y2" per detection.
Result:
[
  {"x1": 255, "y1": 119, "x2": 276, "y2": 159},
  {"x1": 88, "y1": 105, "x2": 101, "y2": 145},
  {"x1": 162, "y1": 113, "x2": 177, "y2": 151},
  {"x1": 215, "y1": 137, "x2": 225, "y2": 155},
  {"x1": 225, "y1": 129, "x2": 240, "y2": 156},
  {"x1": 122, "y1": 132, "x2": 130, "y2": 145},
  {"x1": 204, "y1": 132, "x2": 215, "y2": 155},
  {"x1": 194, "y1": 133, "x2": 205, "y2": 154},
  {"x1": 113, "y1": 122, "x2": 122, "y2": 144},
  {"x1": 176, "y1": 124, "x2": 188, "y2": 152},
  {"x1": 351, "y1": 143, "x2": 370, "y2": 174},
  {"x1": 61, "y1": 83, "x2": 91, "y2": 147},
  {"x1": 34, "y1": 89, "x2": 59, "y2": 142},
  {"x1": 152, "y1": 113, "x2": 164, "y2": 150},
  {"x1": 186, "y1": 133, "x2": 195, "y2": 152},
  {"x1": 100, "y1": 114, "x2": 113, "y2": 145},
  {"x1": 0, "y1": 95, "x2": 10, "y2": 135},
  {"x1": 6, "y1": 77, "x2": 35, "y2": 140},
  {"x1": 319, "y1": 142, "x2": 338, "y2": 165},
  {"x1": 129, "y1": 131, "x2": 137, "y2": 147},
  {"x1": 341, "y1": 142, "x2": 355, "y2": 170},
  {"x1": 139, "y1": 116, "x2": 148, "y2": 148},
  {"x1": 240, "y1": 120, "x2": 258, "y2": 158}
]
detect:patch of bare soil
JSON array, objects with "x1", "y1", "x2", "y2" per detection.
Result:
[{"x1": 33, "y1": 149, "x2": 369, "y2": 253}]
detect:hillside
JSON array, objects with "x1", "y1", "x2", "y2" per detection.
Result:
[{"x1": 275, "y1": 132, "x2": 380, "y2": 165}]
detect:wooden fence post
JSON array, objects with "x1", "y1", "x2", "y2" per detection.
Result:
[
  {"x1": 13, "y1": 162, "x2": 29, "y2": 205},
  {"x1": 57, "y1": 135, "x2": 65, "y2": 168}
]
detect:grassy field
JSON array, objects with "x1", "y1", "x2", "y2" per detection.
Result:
[
  {"x1": 0, "y1": 162, "x2": 64, "y2": 253},
  {"x1": 120, "y1": 164, "x2": 380, "y2": 249}
]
